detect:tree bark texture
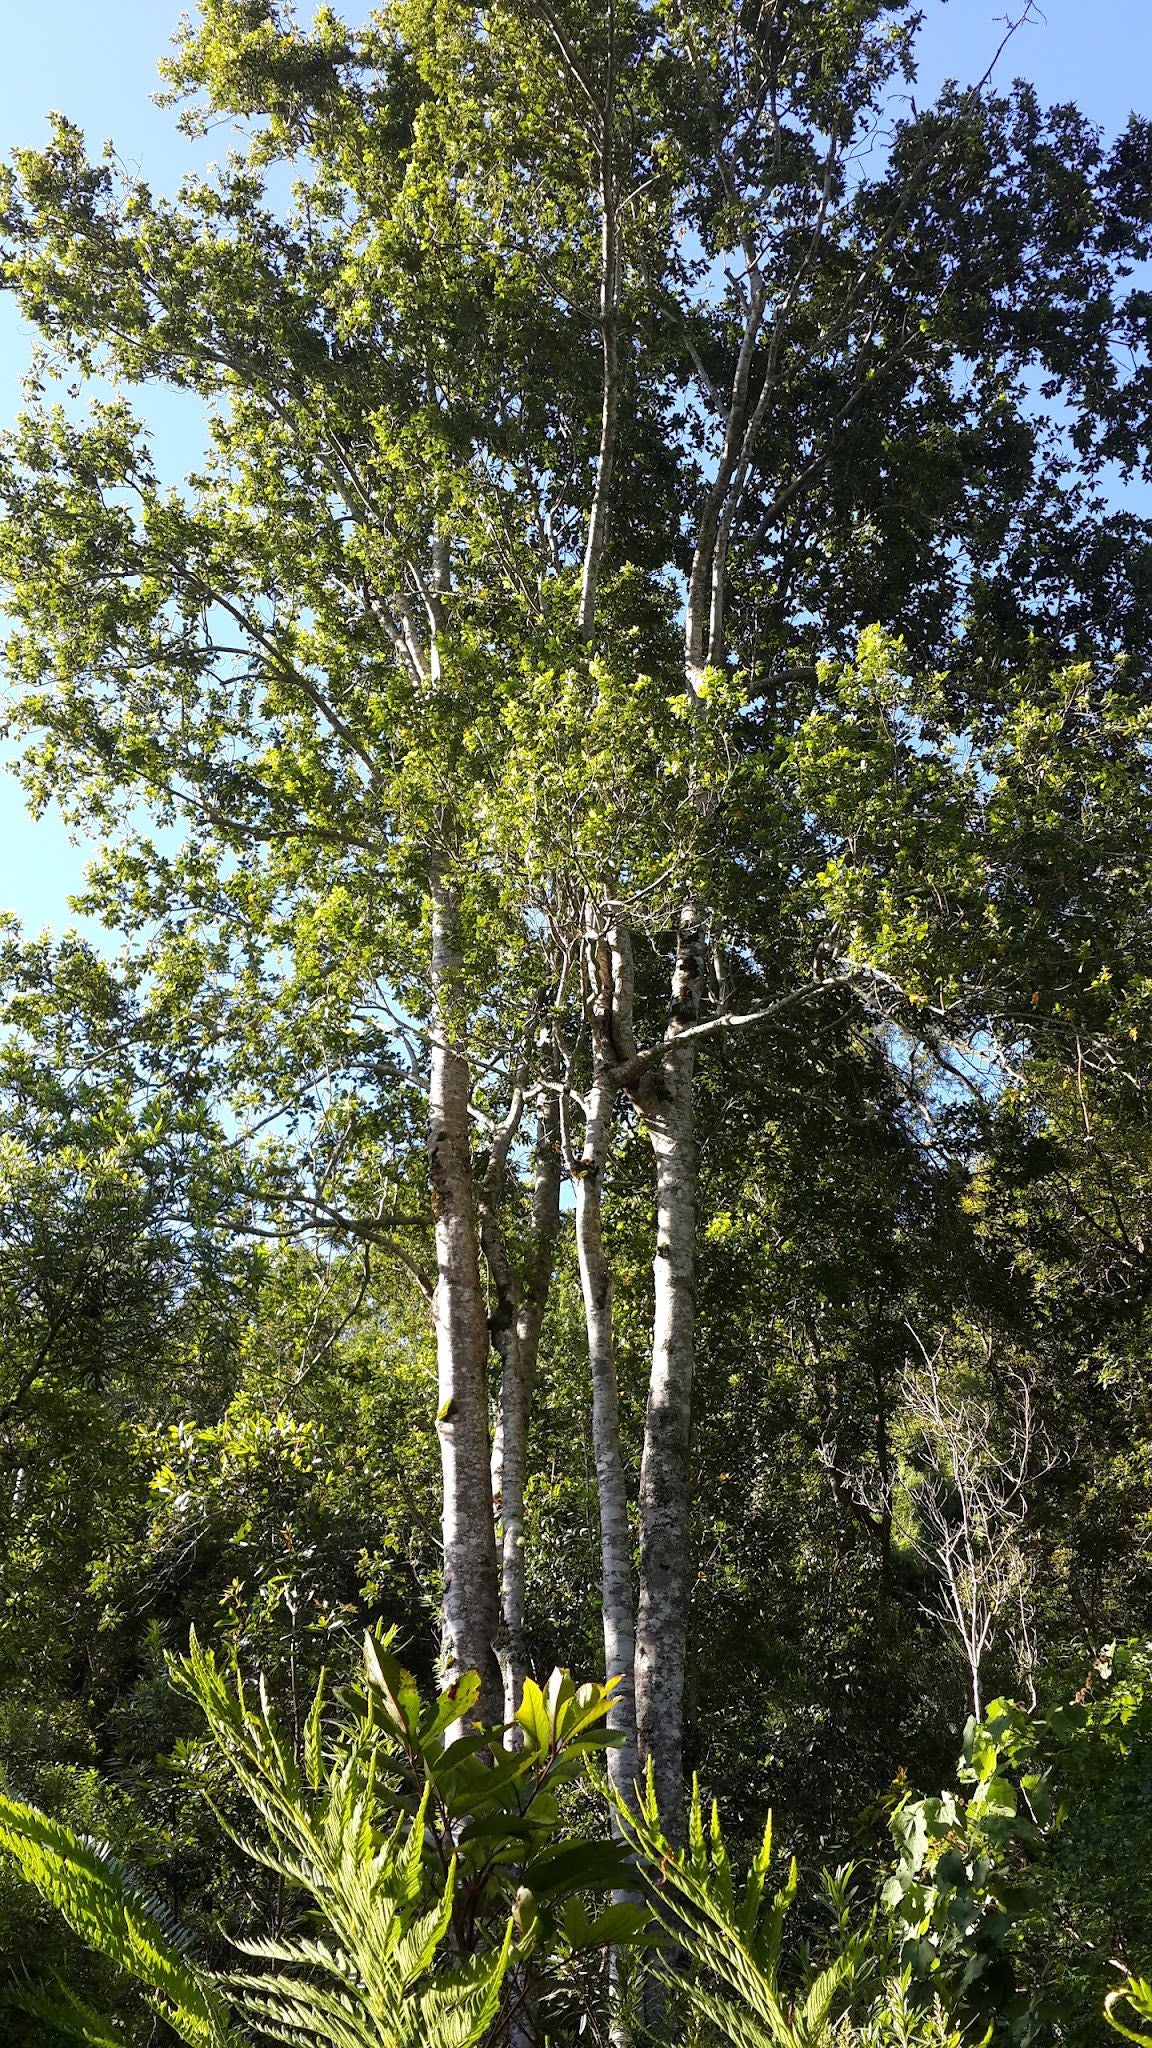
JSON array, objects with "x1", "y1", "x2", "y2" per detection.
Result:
[
  {"x1": 633, "y1": 907, "x2": 706, "y2": 1830},
  {"x1": 429, "y1": 877, "x2": 503, "y2": 1723},
  {"x1": 487, "y1": 1083, "x2": 562, "y2": 1730},
  {"x1": 574, "y1": 1067, "x2": 639, "y2": 1808}
]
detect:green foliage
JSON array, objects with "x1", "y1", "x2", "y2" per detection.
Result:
[
  {"x1": 0, "y1": 1632, "x2": 636, "y2": 2045},
  {"x1": 614, "y1": 1770, "x2": 977, "y2": 2047},
  {"x1": 883, "y1": 1700, "x2": 1048, "y2": 2042},
  {"x1": 0, "y1": 1788, "x2": 236, "y2": 2046},
  {"x1": 1016, "y1": 1642, "x2": 1152, "y2": 2044},
  {"x1": 874, "y1": 1649, "x2": 1152, "y2": 2045}
]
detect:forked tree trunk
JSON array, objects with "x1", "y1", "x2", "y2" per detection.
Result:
[
  {"x1": 429, "y1": 876, "x2": 502, "y2": 1723},
  {"x1": 633, "y1": 907, "x2": 705, "y2": 1830}
]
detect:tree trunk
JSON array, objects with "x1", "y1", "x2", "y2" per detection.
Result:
[
  {"x1": 872, "y1": 1346, "x2": 895, "y2": 1615},
  {"x1": 572, "y1": 904, "x2": 643, "y2": 2048},
  {"x1": 489, "y1": 1310, "x2": 528, "y2": 1730},
  {"x1": 429, "y1": 875, "x2": 502, "y2": 1724},
  {"x1": 633, "y1": 906, "x2": 705, "y2": 1831},
  {"x1": 488, "y1": 1083, "x2": 562, "y2": 1730},
  {"x1": 574, "y1": 1068, "x2": 639, "y2": 1807}
]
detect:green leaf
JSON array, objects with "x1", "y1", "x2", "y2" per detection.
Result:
[
  {"x1": 560, "y1": 1897, "x2": 654, "y2": 1951},
  {"x1": 523, "y1": 1839, "x2": 633, "y2": 1896},
  {"x1": 362, "y1": 1631, "x2": 422, "y2": 1740}
]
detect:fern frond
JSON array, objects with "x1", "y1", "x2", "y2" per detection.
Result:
[
  {"x1": 615, "y1": 1788, "x2": 859, "y2": 2048},
  {"x1": 304, "y1": 1670, "x2": 328, "y2": 1791},
  {"x1": 413, "y1": 1917, "x2": 515, "y2": 2048},
  {"x1": 0, "y1": 1791, "x2": 236, "y2": 2047},
  {"x1": 710, "y1": 1795, "x2": 735, "y2": 1918},
  {"x1": 231, "y1": 1931, "x2": 359, "y2": 1977},
  {"x1": 797, "y1": 1953, "x2": 856, "y2": 2041},
  {"x1": 9, "y1": 1974, "x2": 136, "y2": 2048},
  {"x1": 673, "y1": 1979, "x2": 799, "y2": 2048},
  {"x1": 228, "y1": 1973, "x2": 375, "y2": 2048}
]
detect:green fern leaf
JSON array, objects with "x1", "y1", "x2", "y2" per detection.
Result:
[{"x1": 0, "y1": 1792, "x2": 236, "y2": 2047}]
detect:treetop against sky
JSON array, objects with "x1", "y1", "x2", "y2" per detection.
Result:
[{"x1": 0, "y1": 0, "x2": 1149, "y2": 943}]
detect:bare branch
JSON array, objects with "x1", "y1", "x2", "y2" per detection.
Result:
[{"x1": 901, "y1": 1332, "x2": 1058, "y2": 1718}]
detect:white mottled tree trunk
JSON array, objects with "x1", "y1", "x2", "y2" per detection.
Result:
[
  {"x1": 574, "y1": 1068, "x2": 639, "y2": 1807},
  {"x1": 633, "y1": 907, "x2": 705, "y2": 1830},
  {"x1": 488, "y1": 1085, "x2": 562, "y2": 1730},
  {"x1": 429, "y1": 876, "x2": 502, "y2": 1723}
]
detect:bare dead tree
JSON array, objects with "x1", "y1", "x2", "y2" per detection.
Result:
[{"x1": 902, "y1": 1329, "x2": 1057, "y2": 1720}]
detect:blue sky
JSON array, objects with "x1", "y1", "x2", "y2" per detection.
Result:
[{"x1": 1, "y1": 0, "x2": 1150, "y2": 941}]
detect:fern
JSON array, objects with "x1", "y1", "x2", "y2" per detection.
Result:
[
  {"x1": 613, "y1": 1770, "x2": 861, "y2": 2047},
  {"x1": 216, "y1": 1794, "x2": 510, "y2": 2048},
  {"x1": 615, "y1": 1774, "x2": 975, "y2": 2048},
  {"x1": 0, "y1": 1790, "x2": 237, "y2": 2046},
  {"x1": 172, "y1": 1632, "x2": 515, "y2": 2048},
  {"x1": 0, "y1": 1635, "x2": 515, "y2": 2048}
]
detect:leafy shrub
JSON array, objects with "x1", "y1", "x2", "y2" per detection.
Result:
[
  {"x1": 879, "y1": 1642, "x2": 1152, "y2": 2045},
  {"x1": 882, "y1": 1698, "x2": 1048, "y2": 2042},
  {"x1": 1024, "y1": 1641, "x2": 1152, "y2": 2042}
]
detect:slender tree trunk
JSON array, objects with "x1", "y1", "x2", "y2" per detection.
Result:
[
  {"x1": 578, "y1": 72, "x2": 619, "y2": 641},
  {"x1": 872, "y1": 1347, "x2": 895, "y2": 1614},
  {"x1": 487, "y1": 1083, "x2": 562, "y2": 1729},
  {"x1": 485, "y1": 1094, "x2": 560, "y2": 2048},
  {"x1": 574, "y1": 1069, "x2": 639, "y2": 1806},
  {"x1": 573, "y1": 904, "x2": 642, "y2": 2048},
  {"x1": 429, "y1": 875, "x2": 502, "y2": 1723},
  {"x1": 489, "y1": 1313, "x2": 528, "y2": 1727},
  {"x1": 633, "y1": 906, "x2": 706, "y2": 1831}
]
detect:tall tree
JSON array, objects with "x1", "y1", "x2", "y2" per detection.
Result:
[{"x1": 3, "y1": 0, "x2": 1152, "y2": 1827}]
